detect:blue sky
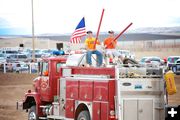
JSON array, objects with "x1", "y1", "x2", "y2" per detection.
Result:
[{"x1": 0, "y1": 0, "x2": 180, "y2": 35}]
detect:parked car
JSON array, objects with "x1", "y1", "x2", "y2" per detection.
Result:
[
  {"x1": 139, "y1": 56, "x2": 164, "y2": 67},
  {"x1": 118, "y1": 50, "x2": 135, "y2": 59},
  {"x1": 177, "y1": 59, "x2": 180, "y2": 63},
  {"x1": 176, "y1": 59, "x2": 180, "y2": 75},
  {"x1": 0, "y1": 53, "x2": 7, "y2": 72},
  {"x1": 39, "y1": 49, "x2": 53, "y2": 57},
  {"x1": 171, "y1": 58, "x2": 180, "y2": 75},
  {"x1": 20, "y1": 48, "x2": 32, "y2": 58},
  {"x1": 6, "y1": 54, "x2": 28, "y2": 62},
  {"x1": 29, "y1": 62, "x2": 38, "y2": 73},
  {"x1": 29, "y1": 54, "x2": 42, "y2": 62},
  {"x1": 2, "y1": 50, "x2": 19, "y2": 58},
  {"x1": 167, "y1": 56, "x2": 180, "y2": 69},
  {"x1": 139, "y1": 57, "x2": 149, "y2": 64},
  {"x1": 0, "y1": 53, "x2": 6, "y2": 63},
  {"x1": 12, "y1": 62, "x2": 29, "y2": 73}
]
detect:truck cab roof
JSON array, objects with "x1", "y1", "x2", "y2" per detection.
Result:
[{"x1": 41, "y1": 55, "x2": 68, "y2": 62}]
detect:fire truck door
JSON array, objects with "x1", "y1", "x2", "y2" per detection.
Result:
[
  {"x1": 39, "y1": 62, "x2": 49, "y2": 100},
  {"x1": 123, "y1": 100, "x2": 138, "y2": 120},
  {"x1": 101, "y1": 102, "x2": 109, "y2": 120},
  {"x1": 79, "y1": 81, "x2": 93, "y2": 101},
  {"x1": 92, "y1": 102, "x2": 109, "y2": 120},
  {"x1": 93, "y1": 102, "x2": 100, "y2": 120},
  {"x1": 123, "y1": 99, "x2": 153, "y2": 120},
  {"x1": 59, "y1": 78, "x2": 66, "y2": 116},
  {"x1": 93, "y1": 81, "x2": 109, "y2": 101},
  {"x1": 66, "y1": 80, "x2": 79, "y2": 99},
  {"x1": 65, "y1": 99, "x2": 75, "y2": 118},
  {"x1": 138, "y1": 100, "x2": 153, "y2": 120}
]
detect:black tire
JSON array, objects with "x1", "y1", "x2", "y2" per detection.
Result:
[
  {"x1": 77, "y1": 110, "x2": 90, "y2": 120},
  {"x1": 28, "y1": 106, "x2": 39, "y2": 120}
]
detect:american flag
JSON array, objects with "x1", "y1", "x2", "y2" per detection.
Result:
[{"x1": 70, "y1": 17, "x2": 86, "y2": 44}]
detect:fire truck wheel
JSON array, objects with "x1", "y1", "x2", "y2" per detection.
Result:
[
  {"x1": 28, "y1": 106, "x2": 39, "y2": 120},
  {"x1": 77, "y1": 110, "x2": 90, "y2": 120}
]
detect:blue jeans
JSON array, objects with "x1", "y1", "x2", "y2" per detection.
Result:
[{"x1": 86, "y1": 50, "x2": 103, "y2": 66}]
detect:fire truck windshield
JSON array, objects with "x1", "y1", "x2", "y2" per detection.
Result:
[
  {"x1": 56, "y1": 62, "x2": 66, "y2": 73},
  {"x1": 41, "y1": 62, "x2": 48, "y2": 76}
]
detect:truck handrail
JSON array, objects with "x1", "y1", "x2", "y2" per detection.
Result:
[
  {"x1": 116, "y1": 65, "x2": 164, "y2": 78},
  {"x1": 69, "y1": 74, "x2": 110, "y2": 79}
]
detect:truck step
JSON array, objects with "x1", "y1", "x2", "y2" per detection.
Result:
[
  {"x1": 39, "y1": 117, "x2": 47, "y2": 119},
  {"x1": 47, "y1": 115, "x2": 73, "y2": 120},
  {"x1": 40, "y1": 105, "x2": 47, "y2": 108}
]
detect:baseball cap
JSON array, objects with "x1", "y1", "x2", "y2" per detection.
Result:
[
  {"x1": 108, "y1": 30, "x2": 114, "y2": 34},
  {"x1": 86, "y1": 31, "x2": 93, "y2": 34}
]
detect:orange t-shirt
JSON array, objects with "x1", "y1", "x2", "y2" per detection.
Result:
[
  {"x1": 85, "y1": 37, "x2": 100, "y2": 50},
  {"x1": 104, "y1": 37, "x2": 117, "y2": 49}
]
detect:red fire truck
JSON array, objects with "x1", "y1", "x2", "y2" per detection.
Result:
[{"x1": 17, "y1": 54, "x2": 168, "y2": 120}]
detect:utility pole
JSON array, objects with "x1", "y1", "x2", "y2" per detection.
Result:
[{"x1": 31, "y1": 0, "x2": 35, "y2": 61}]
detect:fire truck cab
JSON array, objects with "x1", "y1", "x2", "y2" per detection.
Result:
[
  {"x1": 18, "y1": 54, "x2": 167, "y2": 120},
  {"x1": 20, "y1": 56, "x2": 66, "y2": 119}
]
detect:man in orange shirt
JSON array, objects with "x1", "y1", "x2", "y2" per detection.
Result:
[
  {"x1": 85, "y1": 31, "x2": 103, "y2": 67},
  {"x1": 104, "y1": 30, "x2": 120, "y2": 64}
]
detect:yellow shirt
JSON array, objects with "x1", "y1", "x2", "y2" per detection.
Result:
[{"x1": 85, "y1": 37, "x2": 100, "y2": 50}]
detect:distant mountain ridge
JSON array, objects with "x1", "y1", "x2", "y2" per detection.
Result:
[
  {"x1": 1, "y1": 26, "x2": 180, "y2": 36},
  {"x1": 1, "y1": 27, "x2": 180, "y2": 41},
  {"x1": 35, "y1": 33, "x2": 180, "y2": 41},
  {"x1": 130, "y1": 26, "x2": 180, "y2": 34}
]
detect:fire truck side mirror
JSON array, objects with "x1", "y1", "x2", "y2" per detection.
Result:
[{"x1": 43, "y1": 70, "x2": 49, "y2": 76}]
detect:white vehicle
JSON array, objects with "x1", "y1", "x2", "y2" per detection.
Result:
[
  {"x1": 6, "y1": 54, "x2": 28, "y2": 62},
  {"x1": 12, "y1": 62, "x2": 29, "y2": 73},
  {"x1": 0, "y1": 53, "x2": 6, "y2": 71},
  {"x1": 118, "y1": 50, "x2": 135, "y2": 59},
  {"x1": 167, "y1": 56, "x2": 180, "y2": 68},
  {"x1": 171, "y1": 58, "x2": 180, "y2": 75},
  {"x1": 39, "y1": 49, "x2": 52, "y2": 57},
  {"x1": 176, "y1": 59, "x2": 180, "y2": 63},
  {"x1": 0, "y1": 53, "x2": 6, "y2": 63},
  {"x1": 140, "y1": 56, "x2": 164, "y2": 67},
  {"x1": 176, "y1": 59, "x2": 180, "y2": 75},
  {"x1": 2, "y1": 50, "x2": 19, "y2": 58}
]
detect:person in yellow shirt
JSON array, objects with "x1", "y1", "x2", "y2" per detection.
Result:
[{"x1": 85, "y1": 31, "x2": 103, "y2": 67}]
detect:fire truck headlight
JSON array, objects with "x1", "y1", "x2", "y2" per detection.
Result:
[
  {"x1": 45, "y1": 108, "x2": 49, "y2": 115},
  {"x1": 42, "y1": 106, "x2": 53, "y2": 115},
  {"x1": 42, "y1": 107, "x2": 49, "y2": 116},
  {"x1": 42, "y1": 108, "x2": 46, "y2": 115}
]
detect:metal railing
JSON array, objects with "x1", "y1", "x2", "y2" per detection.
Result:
[{"x1": 115, "y1": 64, "x2": 164, "y2": 78}]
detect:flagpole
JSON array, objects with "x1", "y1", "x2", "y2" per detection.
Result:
[
  {"x1": 31, "y1": 0, "x2": 35, "y2": 61},
  {"x1": 93, "y1": 9, "x2": 105, "y2": 49}
]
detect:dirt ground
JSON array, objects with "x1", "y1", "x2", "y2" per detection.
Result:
[
  {"x1": 0, "y1": 73, "x2": 37, "y2": 120},
  {"x1": 168, "y1": 75, "x2": 180, "y2": 105},
  {"x1": 0, "y1": 72, "x2": 180, "y2": 120}
]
